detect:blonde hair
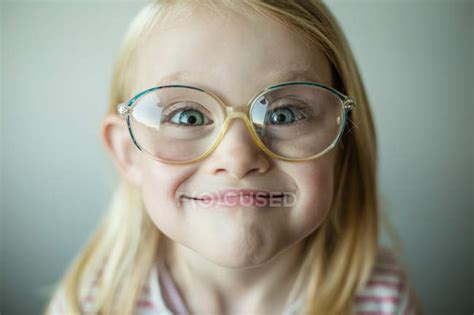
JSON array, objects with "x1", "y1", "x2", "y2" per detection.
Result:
[{"x1": 44, "y1": 1, "x2": 410, "y2": 314}]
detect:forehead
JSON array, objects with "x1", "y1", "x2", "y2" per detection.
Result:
[{"x1": 129, "y1": 4, "x2": 332, "y2": 103}]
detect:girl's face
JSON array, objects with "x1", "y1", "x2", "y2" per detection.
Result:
[{"x1": 103, "y1": 5, "x2": 338, "y2": 267}]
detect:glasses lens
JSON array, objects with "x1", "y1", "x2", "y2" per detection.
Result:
[
  {"x1": 250, "y1": 84, "x2": 344, "y2": 159},
  {"x1": 129, "y1": 86, "x2": 225, "y2": 162},
  {"x1": 129, "y1": 84, "x2": 345, "y2": 162}
]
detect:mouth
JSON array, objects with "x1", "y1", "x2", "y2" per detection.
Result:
[
  {"x1": 179, "y1": 191, "x2": 293, "y2": 208},
  {"x1": 181, "y1": 192, "x2": 287, "y2": 201}
]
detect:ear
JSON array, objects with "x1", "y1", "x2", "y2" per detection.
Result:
[{"x1": 100, "y1": 113, "x2": 142, "y2": 186}]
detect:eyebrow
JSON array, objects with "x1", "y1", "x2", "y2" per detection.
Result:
[
  {"x1": 265, "y1": 70, "x2": 323, "y2": 84},
  {"x1": 155, "y1": 69, "x2": 323, "y2": 87}
]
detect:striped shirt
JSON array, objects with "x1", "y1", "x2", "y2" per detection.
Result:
[{"x1": 49, "y1": 248, "x2": 420, "y2": 314}]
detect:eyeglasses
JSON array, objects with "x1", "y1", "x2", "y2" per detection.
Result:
[{"x1": 116, "y1": 81, "x2": 356, "y2": 164}]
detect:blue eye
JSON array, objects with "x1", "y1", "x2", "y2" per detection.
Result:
[
  {"x1": 266, "y1": 106, "x2": 306, "y2": 125},
  {"x1": 170, "y1": 109, "x2": 210, "y2": 126},
  {"x1": 161, "y1": 102, "x2": 214, "y2": 126}
]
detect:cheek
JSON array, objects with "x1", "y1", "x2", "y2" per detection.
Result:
[
  {"x1": 288, "y1": 158, "x2": 335, "y2": 235},
  {"x1": 139, "y1": 159, "x2": 194, "y2": 236}
]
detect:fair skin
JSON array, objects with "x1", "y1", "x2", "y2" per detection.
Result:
[{"x1": 101, "y1": 4, "x2": 338, "y2": 315}]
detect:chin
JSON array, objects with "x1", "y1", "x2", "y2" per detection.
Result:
[{"x1": 193, "y1": 234, "x2": 280, "y2": 268}]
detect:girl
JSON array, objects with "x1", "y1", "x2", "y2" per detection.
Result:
[{"x1": 45, "y1": 1, "x2": 423, "y2": 314}]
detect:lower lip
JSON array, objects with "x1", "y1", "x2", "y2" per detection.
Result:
[{"x1": 182, "y1": 195, "x2": 283, "y2": 208}]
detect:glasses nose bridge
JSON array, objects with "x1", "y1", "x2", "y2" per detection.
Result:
[
  {"x1": 223, "y1": 105, "x2": 254, "y2": 132},
  {"x1": 225, "y1": 105, "x2": 249, "y2": 116}
]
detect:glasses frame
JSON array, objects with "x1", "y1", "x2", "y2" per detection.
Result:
[{"x1": 116, "y1": 81, "x2": 357, "y2": 164}]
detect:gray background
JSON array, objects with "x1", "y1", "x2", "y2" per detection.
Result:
[{"x1": 1, "y1": 1, "x2": 472, "y2": 314}]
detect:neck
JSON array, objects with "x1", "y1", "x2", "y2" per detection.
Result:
[{"x1": 160, "y1": 235, "x2": 309, "y2": 315}]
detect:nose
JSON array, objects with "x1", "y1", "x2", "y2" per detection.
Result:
[{"x1": 202, "y1": 118, "x2": 272, "y2": 180}]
